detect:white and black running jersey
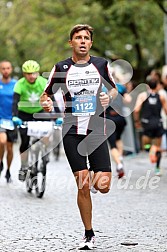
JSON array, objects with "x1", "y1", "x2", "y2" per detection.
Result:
[
  {"x1": 141, "y1": 92, "x2": 162, "y2": 122},
  {"x1": 45, "y1": 56, "x2": 116, "y2": 135}
]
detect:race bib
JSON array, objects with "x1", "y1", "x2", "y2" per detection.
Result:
[
  {"x1": 0, "y1": 119, "x2": 14, "y2": 130},
  {"x1": 72, "y1": 95, "x2": 96, "y2": 116}
]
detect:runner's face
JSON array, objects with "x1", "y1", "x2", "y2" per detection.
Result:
[
  {"x1": 24, "y1": 72, "x2": 39, "y2": 84},
  {"x1": 0, "y1": 62, "x2": 12, "y2": 79},
  {"x1": 69, "y1": 30, "x2": 93, "y2": 58}
]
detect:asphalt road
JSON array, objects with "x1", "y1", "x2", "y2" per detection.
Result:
[{"x1": 0, "y1": 142, "x2": 167, "y2": 252}]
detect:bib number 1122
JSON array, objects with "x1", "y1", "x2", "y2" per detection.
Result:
[{"x1": 72, "y1": 95, "x2": 96, "y2": 116}]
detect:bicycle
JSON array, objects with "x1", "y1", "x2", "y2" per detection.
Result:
[{"x1": 19, "y1": 121, "x2": 54, "y2": 198}]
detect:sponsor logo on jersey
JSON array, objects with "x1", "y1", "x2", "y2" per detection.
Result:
[
  {"x1": 74, "y1": 89, "x2": 95, "y2": 96},
  {"x1": 148, "y1": 97, "x2": 157, "y2": 105},
  {"x1": 68, "y1": 78, "x2": 99, "y2": 86},
  {"x1": 85, "y1": 70, "x2": 98, "y2": 75},
  {"x1": 63, "y1": 65, "x2": 68, "y2": 69}
]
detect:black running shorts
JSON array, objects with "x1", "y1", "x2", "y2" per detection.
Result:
[
  {"x1": 63, "y1": 134, "x2": 111, "y2": 173},
  {"x1": 0, "y1": 127, "x2": 18, "y2": 143}
]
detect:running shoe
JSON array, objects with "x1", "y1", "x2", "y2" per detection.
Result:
[
  {"x1": 0, "y1": 161, "x2": 3, "y2": 175},
  {"x1": 116, "y1": 167, "x2": 125, "y2": 179},
  {"x1": 155, "y1": 167, "x2": 161, "y2": 176},
  {"x1": 5, "y1": 169, "x2": 12, "y2": 183},
  {"x1": 79, "y1": 236, "x2": 95, "y2": 250}
]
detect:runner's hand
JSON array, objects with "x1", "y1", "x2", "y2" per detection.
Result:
[
  {"x1": 40, "y1": 93, "x2": 53, "y2": 112},
  {"x1": 99, "y1": 92, "x2": 110, "y2": 107},
  {"x1": 55, "y1": 118, "x2": 63, "y2": 126},
  {"x1": 12, "y1": 116, "x2": 23, "y2": 126}
]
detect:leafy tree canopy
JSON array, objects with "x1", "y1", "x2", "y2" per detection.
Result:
[{"x1": 0, "y1": 0, "x2": 165, "y2": 80}]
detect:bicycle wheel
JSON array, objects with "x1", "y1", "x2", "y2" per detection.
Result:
[
  {"x1": 53, "y1": 144, "x2": 60, "y2": 161},
  {"x1": 35, "y1": 154, "x2": 47, "y2": 198},
  {"x1": 26, "y1": 140, "x2": 38, "y2": 194},
  {"x1": 25, "y1": 169, "x2": 34, "y2": 193}
]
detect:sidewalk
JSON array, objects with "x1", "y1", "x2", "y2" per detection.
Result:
[{"x1": 0, "y1": 144, "x2": 166, "y2": 251}]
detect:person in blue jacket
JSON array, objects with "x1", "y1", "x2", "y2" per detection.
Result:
[{"x1": 0, "y1": 60, "x2": 17, "y2": 182}]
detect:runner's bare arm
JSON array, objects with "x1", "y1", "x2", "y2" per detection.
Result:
[
  {"x1": 160, "y1": 95, "x2": 167, "y2": 114},
  {"x1": 133, "y1": 92, "x2": 147, "y2": 128}
]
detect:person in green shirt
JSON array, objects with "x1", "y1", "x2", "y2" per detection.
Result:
[{"x1": 12, "y1": 60, "x2": 48, "y2": 181}]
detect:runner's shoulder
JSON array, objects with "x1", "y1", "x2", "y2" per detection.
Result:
[
  {"x1": 14, "y1": 77, "x2": 25, "y2": 86},
  {"x1": 11, "y1": 78, "x2": 17, "y2": 85},
  {"x1": 90, "y1": 55, "x2": 108, "y2": 65},
  {"x1": 56, "y1": 58, "x2": 73, "y2": 71}
]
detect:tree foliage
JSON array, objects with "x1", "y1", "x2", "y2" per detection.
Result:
[{"x1": 0, "y1": 0, "x2": 165, "y2": 80}]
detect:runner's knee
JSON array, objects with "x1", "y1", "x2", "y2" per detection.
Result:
[
  {"x1": 75, "y1": 170, "x2": 90, "y2": 194},
  {"x1": 0, "y1": 133, "x2": 7, "y2": 145},
  {"x1": 94, "y1": 173, "x2": 111, "y2": 193},
  {"x1": 98, "y1": 186, "x2": 110, "y2": 194}
]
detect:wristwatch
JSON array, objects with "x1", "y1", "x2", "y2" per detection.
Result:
[{"x1": 108, "y1": 94, "x2": 113, "y2": 103}]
